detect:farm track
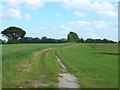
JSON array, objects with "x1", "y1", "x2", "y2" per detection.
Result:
[
  {"x1": 19, "y1": 48, "x2": 55, "y2": 88},
  {"x1": 21, "y1": 47, "x2": 80, "y2": 88}
]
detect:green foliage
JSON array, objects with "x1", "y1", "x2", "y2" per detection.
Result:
[
  {"x1": 0, "y1": 39, "x2": 2, "y2": 44},
  {"x1": 67, "y1": 32, "x2": 80, "y2": 43},
  {"x1": 0, "y1": 39, "x2": 6, "y2": 44},
  {"x1": 85, "y1": 38, "x2": 116, "y2": 43},
  {"x1": 1, "y1": 26, "x2": 26, "y2": 43},
  {"x1": 37, "y1": 84, "x2": 58, "y2": 88},
  {"x1": 79, "y1": 38, "x2": 84, "y2": 43},
  {"x1": 18, "y1": 37, "x2": 67, "y2": 44}
]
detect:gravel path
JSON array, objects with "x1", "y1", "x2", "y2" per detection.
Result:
[{"x1": 56, "y1": 56, "x2": 80, "y2": 88}]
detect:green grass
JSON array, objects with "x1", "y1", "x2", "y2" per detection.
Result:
[
  {"x1": 57, "y1": 43, "x2": 118, "y2": 88},
  {"x1": 31, "y1": 49, "x2": 62, "y2": 84},
  {"x1": 2, "y1": 43, "x2": 67, "y2": 88},
  {"x1": 2, "y1": 43, "x2": 118, "y2": 88},
  {"x1": 37, "y1": 84, "x2": 58, "y2": 88}
]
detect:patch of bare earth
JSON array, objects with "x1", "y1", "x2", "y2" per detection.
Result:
[{"x1": 18, "y1": 80, "x2": 48, "y2": 88}]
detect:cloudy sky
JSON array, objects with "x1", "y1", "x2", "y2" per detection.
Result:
[{"x1": 0, "y1": 0, "x2": 118, "y2": 41}]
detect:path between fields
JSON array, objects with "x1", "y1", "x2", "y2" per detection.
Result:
[
  {"x1": 21, "y1": 47, "x2": 80, "y2": 88},
  {"x1": 34, "y1": 48, "x2": 80, "y2": 88}
]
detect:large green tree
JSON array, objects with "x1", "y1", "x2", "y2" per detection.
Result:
[
  {"x1": 67, "y1": 32, "x2": 80, "y2": 43},
  {"x1": 1, "y1": 26, "x2": 26, "y2": 43}
]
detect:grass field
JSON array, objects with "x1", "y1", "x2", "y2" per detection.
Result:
[
  {"x1": 57, "y1": 43, "x2": 118, "y2": 88},
  {"x1": 2, "y1": 44, "x2": 67, "y2": 88},
  {"x1": 2, "y1": 43, "x2": 118, "y2": 88}
]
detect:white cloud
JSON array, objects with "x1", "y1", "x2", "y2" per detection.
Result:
[
  {"x1": 2, "y1": 9, "x2": 22, "y2": 20},
  {"x1": 62, "y1": 0, "x2": 92, "y2": 11},
  {"x1": 60, "y1": 25, "x2": 65, "y2": 28},
  {"x1": 93, "y1": 2, "x2": 118, "y2": 18},
  {"x1": 54, "y1": 13, "x2": 62, "y2": 17},
  {"x1": 26, "y1": 20, "x2": 117, "y2": 41},
  {"x1": 0, "y1": 4, "x2": 3, "y2": 18},
  {"x1": 48, "y1": 21, "x2": 118, "y2": 40},
  {"x1": 61, "y1": 0, "x2": 117, "y2": 18},
  {"x1": 87, "y1": 32, "x2": 101, "y2": 39},
  {"x1": 24, "y1": 13, "x2": 31, "y2": 20},
  {"x1": 74, "y1": 11, "x2": 86, "y2": 17},
  {"x1": 6, "y1": 0, "x2": 44, "y2": 9}
]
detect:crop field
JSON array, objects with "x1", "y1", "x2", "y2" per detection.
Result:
[{"x1": 2, "y1": 43, "x2": 118, "y2": 88}]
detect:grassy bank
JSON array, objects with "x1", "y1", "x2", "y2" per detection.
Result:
[{"x1": 57, "y1": 43, "x2": 118, "y2": 88}]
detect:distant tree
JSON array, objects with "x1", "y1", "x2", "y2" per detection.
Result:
[
  {"x1": 0, "y1": 39, "x2": 2, "y2": 44},
  {"x1": 60, "y1": 38, "x2": 67, "y2": 43},
  {"x1": 33, "y1": 37, "x2": 41, "y2": 43},
  {"x1": 67, "y1": 32, "x2": 80, "y2": 43},
  {"x1": 103, "y1": 39, "x2": 109, "y2": 43},
  {"x1": 85, "y1": 38, "x2": 94, "y2": 43},
  {"x1": 95, "y1": 39, "x2": 103, "y2": 43},
  {"x1": 2, "y1": 40, "x2": 7, "y2": 44},
  {"x1": 79, "y1": 38, "x2": 84, "y2": 43},
  {"x1": 41, "y1": 36, "x2": 48, "y2": 43},
  {"x1": 1, "y1": 26, "x2": 26, "y2": 43},
  {"x1": 25, "y1": 37, "x2": 34, "y2": 43},
  {"x1": 18, "y1": 37, "x2": 34, "y2": 43},
  {"x1": 85, "y1": 38, "x2": 116, "y2": 43},
  {"x1": 108, "y1": 40, "x2": 116, "y2": 43}
]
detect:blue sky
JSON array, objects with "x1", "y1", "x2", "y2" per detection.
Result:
[{"x1": 0, "y1": 0, "x2": 118, "y2": 41}]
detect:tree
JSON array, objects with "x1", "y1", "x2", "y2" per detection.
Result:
[
  {"x1": 79, "y1": 38, "x2": 84, "y2": 43},
  {"x1": 85, "y1": 38, "x2": 94, "y2": 43},
  {"x1": 67, "y1": 32, "x2": 80, "y2": 43},
  {"x1": 60, "y1": 38, "x2": 67, "y2": 43},
  {"x1": 0, "y1": 39, "x2": 2, "y2": 44},
  {"x1": 41, "y1": 36, "x2": 48, "y2": 43},
  {"x1": 103, "y1": 39, "x2": 109, "y2": 43},
  {"x1": 1, "y1": 26, "x2": 26, "y2": 43},
  {"x1": 0, "y1": 39, "x2": 6, "y2": 44},
  {"x1": 33, "y1": 37, "x2": 41, "y2": 43}
]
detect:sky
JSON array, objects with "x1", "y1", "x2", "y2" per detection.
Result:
[{"x1": 0, "y1": 0, "x2": 119, "y2": 41}]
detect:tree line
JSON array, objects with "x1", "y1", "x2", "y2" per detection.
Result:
[
  {"x1": 67, "y1": 32, "x2": 117, "y2": 43},
  {"x1": 0, "y1": 26, "x2": 117, "y2": 44}
]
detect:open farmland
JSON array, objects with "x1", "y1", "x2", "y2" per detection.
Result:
[
  {"x1": 2, "y1": 43, "x2": 118, "y2": 88},
  {"x1": 2, "y1": 44, "x2": 68, "y2": 88}
]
